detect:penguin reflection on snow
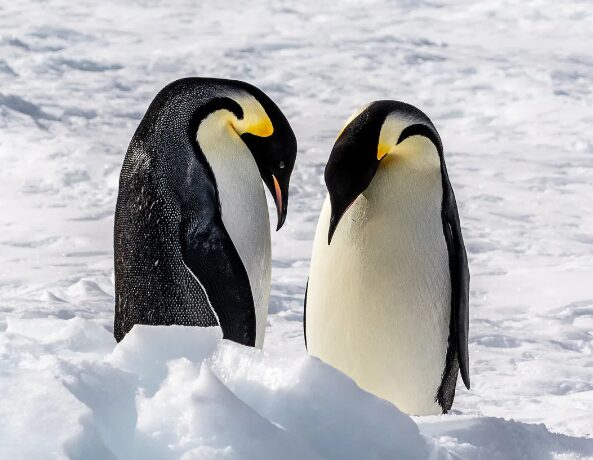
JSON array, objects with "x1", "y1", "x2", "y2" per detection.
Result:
[
  {"x1": 114, "y1": 78, "x2": 297, "y2": 348},
  {"x1": 305, "y1": 101, "x2": 470, "y2": 415}
]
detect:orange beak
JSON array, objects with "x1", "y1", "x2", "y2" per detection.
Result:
[{"x1": 272, "y1": 174, "x2": 286, "y2": 230}]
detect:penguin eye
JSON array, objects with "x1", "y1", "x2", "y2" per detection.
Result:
[{"x1": 279, "y1": 161, "x2": 285, "y2": 169}]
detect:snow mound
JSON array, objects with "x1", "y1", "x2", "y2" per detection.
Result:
[
  {"x1": 100, "y1": 325, "x2": 429, "y2": 459},
  {"x1": 1, "y1": 321, "x2": 428, "y2": 459},
  {"x1": 2, "y1": 320, "x2": 592, "y2": 459}
]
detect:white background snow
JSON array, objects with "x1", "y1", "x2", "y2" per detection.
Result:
[{"x1": 1, "y1": 0, "x2": 593, "y2": 458}]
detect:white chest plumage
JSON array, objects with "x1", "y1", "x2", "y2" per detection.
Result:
[
  {"x1": 197, "y1": 112, "x2": 271, "y2": 348},
  {"x1": 306, "y1": 144, "x2": 451, "y2": 415}
]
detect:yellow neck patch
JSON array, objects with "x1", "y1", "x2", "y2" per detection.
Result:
[
  {"x1": 377, "y1": 142, "x2": 393, "y2": 161},
  {"x1": 229, "y1": 93, "x2": 274, "y2": 138},
  {"x1": 245, "y1": 116, "x2": 274, "y2": 137}
]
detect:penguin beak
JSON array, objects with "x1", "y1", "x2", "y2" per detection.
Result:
[{"x1": 272, "y1": 174, "x2": 288, "y2": 230}]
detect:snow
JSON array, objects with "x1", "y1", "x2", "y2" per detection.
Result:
[
  {"x1": 5, "y1": 323, "x2": 593, "y2": 460},
  {"x1": 2, "y1": 322, "x2": 428, "y2": 459},
  {"x1": 1, "y1": 0, "x2": 592, "y2": 458}
]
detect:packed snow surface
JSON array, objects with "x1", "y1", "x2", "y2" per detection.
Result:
[{"x1": 1, "y1": 0, "x2": 593, "y2": 458}]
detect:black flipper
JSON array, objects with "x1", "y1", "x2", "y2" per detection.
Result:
[
  {"x1": 303, "y1": 279, "x2": 309, "y2": 349},
  {"x1": 442, "y1": 170, "x2": 471, "y2": 390},
  {"x1": 181, "y1": 210, "x2": 256, "y2": 347}
]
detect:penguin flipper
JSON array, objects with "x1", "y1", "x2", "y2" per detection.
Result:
[
  {"x1": 442, "y1": 180, "x2": 471, "y2": 390},
  {"x1": 181, "y1": 219, "x2": 257, "y2": 347},
  {"x1": 303, "y1": 279, "x2": 308, "y2": 349}
]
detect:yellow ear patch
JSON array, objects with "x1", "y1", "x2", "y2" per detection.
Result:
[
  {"x1": 377, "y1": 142, "x2": 393, "y2": 160},
  {"x1": 228, "y1": 92, "x2": 275, "y2": 138},
  {"x1": 376, "y1": 115, "x2": 408, "y2": 160},
  {"x1": 247, "y1": 116, "x2": 274, "y2": 137}
]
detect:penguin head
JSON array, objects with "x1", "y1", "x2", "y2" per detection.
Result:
[
  {"x1": 155, "y1": 78, "x2": 296, "y2": 230},
  {"x1": 325, "y1": 100, "x2": 442, "y2": 243},
  {"x1": 228, "y1": 90, "x2": 297, "y2": 230}
]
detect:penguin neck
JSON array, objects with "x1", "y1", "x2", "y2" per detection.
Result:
[
  {"x1": 195, "y1": 110, "x2": 266, "y2": 218},
  {"x1": 196, "y1": 110, "x2": 271, "y2": 348}
]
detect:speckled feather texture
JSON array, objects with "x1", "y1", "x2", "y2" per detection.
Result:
[{"x1": 114, "y1": 126, "x2": 219, "y2": 340}]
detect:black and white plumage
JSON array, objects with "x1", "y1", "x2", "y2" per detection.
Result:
[
  {"x1": 305, "y1": 101, "x2": 469, "y2": 415},
  {"x1": 114, "y1": 78, "x2": 297, "y2": 347}
]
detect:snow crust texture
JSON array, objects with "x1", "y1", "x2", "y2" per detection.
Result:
[{"x1": 1, "y1": 0, "x2": 593, "y2": 458}]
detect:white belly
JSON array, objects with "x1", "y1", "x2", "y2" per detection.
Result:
[
  {"x1": 198, "y1": 120, "x2": 271, "y2": 348},
  {"x1": 306, "y1": 154, "x2": 451, "y2": 415}
]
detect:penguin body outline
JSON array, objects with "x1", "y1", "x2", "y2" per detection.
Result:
[
  {"x1": 114, "y1": 78, "x2": 296, "y2": 347},
  {"x1": 305, "y1": 101, "x2": 469, "y2": 414}
]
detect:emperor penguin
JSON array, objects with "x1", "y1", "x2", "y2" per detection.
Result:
[
  {"x1": 305, "y1": 101, "x2": 470, "y2": 415},
  {"x1": 114, "y1": 78, "x2": 297, "y2": 348}
]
